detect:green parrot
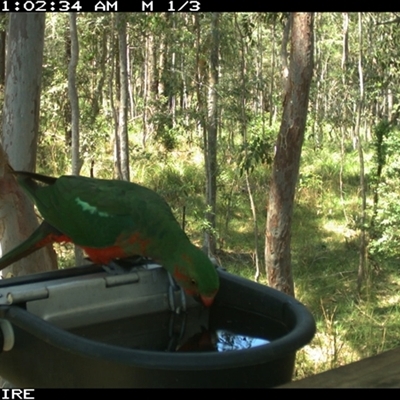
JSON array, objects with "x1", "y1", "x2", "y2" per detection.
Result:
[{"x1": 0, "y1": 172, "x2": 219, "y2": 307}]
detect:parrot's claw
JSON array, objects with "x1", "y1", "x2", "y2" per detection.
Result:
[
  {"x1": 102, "y1": 260, "x2": 128, "y2": 275},
  {"x1": 102, "y1": 257, "x2": 154, "y2": 275}
]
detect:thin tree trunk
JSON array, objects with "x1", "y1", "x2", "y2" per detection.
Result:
[
  {"x1": 204, "y1": 13, "x2": 219, "y2": 257},
  {"x1": 234, "y1": 14, "x2": 261, "y2": 281},
  {"x1": 116, "y1": 13, "x2": 130, "y2": 181},
  {"x1": 341, "y1": 13, "x2": 349, "y2": 69},
  {"x1": 339, "y1": 126, "x2": 348, "y2": 224},
  {"x1": 194, "y1": 14, "x2": 210, "y2": 252},
  {"x1": 68, "y1": 12, "x2": 81, "y2": 176},
  {"x1": 356, "y1": 12, "x2": 367, "y2": 295},
  {"x1": 170, "y1": 15, "x2": 176, "y2": 126},
  {"x1": 245, "y1": 172, "x2": 260, "y2": 281},
  {"x1": 68, "y1": 13, "x2": 84, "y2": 265},
  {"x1": 142, "y1": 34, "x2": 149, "y2": 147},
  {"x1": 108, "y1": 17, "x2": 120, "y2": 179},
  {"x1": 126, "y1": 32, "x2": 135, "y2": 120},
  {"x1": 269, "y1": 17, "x2": 276, "y2": 126},
  {"x1": 92, "y1": 29, "x2": 107, "y2": 125},
  {"x1": 265, "y1": 13, "x2": 314, "y2": 297},
  {"x1": 194, "y1": 13, "x2": 206, "y2": 135}
]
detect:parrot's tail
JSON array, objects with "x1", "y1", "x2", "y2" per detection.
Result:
[
  {"x1": 12, "y1": 171, "x2": 57, "y2": 193},
  {"x1": 0, "y1": 221, "x2": 68, "y2": 271}
]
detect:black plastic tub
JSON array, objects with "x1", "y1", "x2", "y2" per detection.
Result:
[{"x1": 0, "y1": 264, "x2": 315, "y2": 387}]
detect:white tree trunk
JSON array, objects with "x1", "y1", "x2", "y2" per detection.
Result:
[
  {"x1": 116, "y1": 13, "x2": 130, "y2": 181},
  {"x1": 0, "y1": 13, "x2": 57, "y2": 279},
  {"x1": 68, "y1": 12, "x2": 82, "y2": 176}
]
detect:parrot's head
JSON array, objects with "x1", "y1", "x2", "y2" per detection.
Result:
[{"x1": 172, "y1": 244, "x2": 219, "y2": 307}]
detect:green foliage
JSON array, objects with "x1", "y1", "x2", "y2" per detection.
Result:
[
  {"x1": 372, "y1": 119, "x2": 391, "y2": 177},
  {"x1": 153, "y1": 113, "x2": 177, "y2": 151},
  {"x1": 369, "y1": 124, "x2": 400, "y2": 259},
  {"x1": 237, "y1": 122, "x2": 276, "y2": 176}
]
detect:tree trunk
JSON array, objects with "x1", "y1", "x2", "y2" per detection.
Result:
[
  {"x1": 268, "y1": 17, "x2": 276, "y2": 126},
  {"x1": 234, "y1": 14, "x2": 261, "y2": 281},
  {"x1": 68, "y1": 13, "x2": 84, "y2": 265},
  {"x1": 265, "y1": 13, "x2": 314, "y2": 297},
  {"x1": 68, "y1": 12, "x2": 81, "y2": 176},
  {"x1": 108, "y1": 16, "x2": 120, "y2": 179},
  {"x1": 204, "y1": 13, "x2": 219, "y2": 257},
  {"x1": 0, "y1": 13, "x2": 57, "y2": 278},
  {"x1": 142, "y1": 33, "x2": 150, "y2": 148},
  {"x1": 341, "y1": 13, "x2": 349, "y2": 69},
  {"x1": 355, "y1": 12, "x2": 367, "y2": 294},
  {"x1": 2, "y1": 13, "x2": 45, "y2": 172},
  {"x1": 116, "y1": 13, "x2": 130, "y2": 181},
  {"x1": 280, "y1": 15, "x2": 291, "y2": 97}
]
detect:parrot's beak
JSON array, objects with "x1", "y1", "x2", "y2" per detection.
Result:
[{"x1": 200, "y1": 294, "x2": 215, "y2": 307}]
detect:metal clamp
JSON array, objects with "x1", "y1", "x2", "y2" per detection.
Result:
[{"x1": 167, "y1": 272, "x2": 187, "y2": 314}]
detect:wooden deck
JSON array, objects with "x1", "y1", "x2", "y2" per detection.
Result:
[{"x1": 279, "y1": 347, "x2": 400, "y2": 388}]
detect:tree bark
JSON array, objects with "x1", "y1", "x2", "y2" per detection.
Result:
[
  {"x1": 355, "y1": 12, "x2": 367, "y2": 294},
  {"x1": 116, "y1": 13, "x2": 130, "y2": 181},
  {"x1": 108, "y1": 16, "x2": 120, "y2": 179},
  {"x1": 0, "y1": 13, "x2": 57, "y2": 278},
  {"x1": 68, "y1": 13, "x2": 85, "y2": 265},
  {"x1": 68, "y1": 12, "x2": 81, "y2": 176},
  {"x1": 265, "y1": 13, "x2": 314, "y2": 297},
  {"x1": 2, "y1": 13, "x2": 45, "y2": 172},
  {"x1": 341, "y1": 13, "x2": 349, "y2": 69},
  {"x1": 204, "y1": 13, "x2": 219, "y2": 257}
]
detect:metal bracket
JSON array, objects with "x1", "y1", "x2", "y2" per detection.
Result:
[{"x1": 167, "y1": 272, "x2": 187, "y2": 314}]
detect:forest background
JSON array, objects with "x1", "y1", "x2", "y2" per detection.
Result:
[{"x1": 1, "y1": 12, "x2": 400, "y2": 379}]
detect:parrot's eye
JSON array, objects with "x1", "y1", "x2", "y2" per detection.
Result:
[{"x1": 190, "y1": 278, "x2": 197, "y2": 286}]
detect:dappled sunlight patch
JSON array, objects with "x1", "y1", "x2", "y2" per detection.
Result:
[
  {"x1": 375, "y1": 277, "x2": 400, "y2": 309},
  {"x1": 53, "y1": 242, "x2": 76, "y2": 269},
  {"x1": 383, "y1": 293, "x2": 400, "y2": 306},
  {"x1": 323, "y1": 220, "x2": 357, "y2": 242},
  {"x1": 294, "y1": 331, "x2": 359, "y2": 379},
  {"x1": 190, "y1": 149, "x2": 205, "y2": 167}
]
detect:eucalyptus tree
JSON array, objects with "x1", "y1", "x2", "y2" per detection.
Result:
[
  {"x1": 0, "y1": 13, "x2": 57, "y2": 278},
  {"x1": 265, "y1": 13, "x2": 314, "y2": 296}
]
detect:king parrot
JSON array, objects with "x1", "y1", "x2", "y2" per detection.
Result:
[{"x1": 0, "y1": 172, "x2": 219, "y2": 306}]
